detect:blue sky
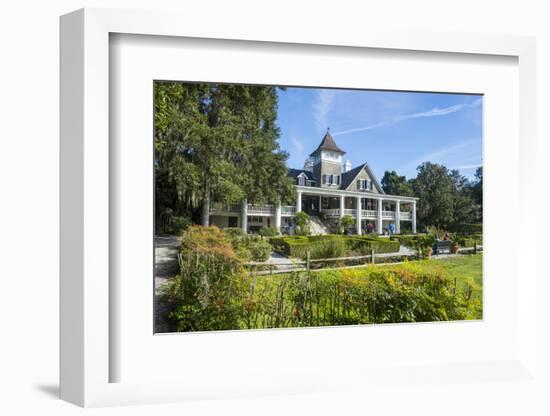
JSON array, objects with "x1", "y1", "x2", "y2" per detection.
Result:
[{"x1": 275, "y1": 87, "x2": 483, "y2": 180}]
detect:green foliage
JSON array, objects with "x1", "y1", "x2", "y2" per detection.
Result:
[
  {"x1": 412, "y1": 162, "x2": 455, "y2": 228},
  {"x1": 154, "y1": 81, "x2": 294, "y2": 226},
  {"x1": 339, "y1": 214, "x2": 355, "y2": 233},
  {"x1": 308, "y1": 238, "x2": 348, "y2": 259},
  {"x1": 258, "y1": 226, "x2": 279, "y2": 237},
  {"x1": 225, "y1": 228, "x2": 273, "y2": 262},
  {"x1": 393, "y1": 234, "x2": 435, "y2": 250},
  {"x1": 157, "y1": 214, "x2": 191, "y2": 235},
  {"x1": 268, "y1": 235, "x2": 400, "y2": 259},
  {"x1": 224, "y1": 227, "x2": 245, "y2": 239},
  {"x1": 245, "y1": 235, "x2": 272, "y2": 262},
  {"x1": 164, "y1": 225, "x2": 243, "y2": 331},
  {"x1": 381, "y1": 170, "x2": 414, "y2": 196},
  {"x1": 349, "y1": 236, "x2": 401, "y2": 254},
  {"x1": 163, "y1": 259, "x2": 480, "y2": 331},
  {"x1": 294, "y1": 211, "x2": 311, "y2": 236},
  {"x1": 448, "y1": 223, "x2": 482, "y2": 234}
]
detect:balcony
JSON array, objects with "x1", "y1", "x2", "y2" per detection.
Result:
[
  {"x1": 320, "y1": 208, "x2": 413, "y2": 221},
  {"x1": 209, "y1": 202, "x2": 240, "y2": 214},
  {"x1": 247, "y1": 204, "x2": 274, "y2": 215},
  {"x1": 281, "y1": 206, "x2": 297, "y2": 216}
]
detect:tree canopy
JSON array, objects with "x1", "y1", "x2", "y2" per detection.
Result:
[
  {"x1": 381, "y1": 170, "x2": 414, "y2": 196},
  {"x1": 154, "y1": 82, "x2": 294, "y2": 227},
  {"x1": 382, "y1": 163, "x2": 480, "y2": 230}
]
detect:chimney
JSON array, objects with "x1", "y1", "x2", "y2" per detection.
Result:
[{"x1": 344, "y1": 160, "x2": 352, "y2": 173}]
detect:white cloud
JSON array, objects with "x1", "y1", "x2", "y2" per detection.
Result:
[
  {"x1": 333, "y1": 98, "x2": 482, "y2": 136},
  {"x1": 398, "y1": 140, "x2": 477, "y2": 174},
  {"x1": 449, "y1": 163, "x2": 482, "y2": 170},
  {"x1": 313, "y1": 89, "x2": 336, "y2": 132}
]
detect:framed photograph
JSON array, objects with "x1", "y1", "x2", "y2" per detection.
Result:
[{"x1": 60, "y1": 8, "x2": 538, "y2": 408}]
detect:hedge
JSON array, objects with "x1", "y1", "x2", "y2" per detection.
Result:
[
  {"x1": 448, "y1": 223, "x2": 483, "y2": 235},
  {"x1": 348, "y1": 236, "x2": 401, "y2": 254},
  {"x1": 268, "y1": 235, "x2": 400, "y2": 259}
]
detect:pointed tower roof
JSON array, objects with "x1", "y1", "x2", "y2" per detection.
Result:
[{"x1": 309, "y1": 131, "x2": 346, "y2": 157}]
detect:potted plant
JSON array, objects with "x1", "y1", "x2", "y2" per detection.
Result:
[
  {"x1": 417, "y1": 234, "x2": 435, "y2": 259},
  {"x1": 421, "y1": 245, "x2": 433, "y2": 258},
  {"x1": 450, "y1": 234, "x2": 461, "y2": 254}
]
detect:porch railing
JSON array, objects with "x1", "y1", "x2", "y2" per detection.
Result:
[
  {"x1": 281, "y1": 206, "x2": 297, "y2": 216},
  {"x1": 399, "y1": 212, "x2": 412, "y2": 220},
  {"x1": 362, "y1": 210, "x2": 377, "y2": 219},
  {"x1": 320, "y1": 208, "x2": 341, "y2": 217},
  {"x1": 247, "y1": 204, "x2": 275, "y2": 215},
  {"x1": 209, "y1": 202, "x2": 241, "y2": 213}
]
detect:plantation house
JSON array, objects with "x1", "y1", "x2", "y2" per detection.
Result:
[{"x1": 210, "y1": 132, "x2": 418, "y2": 234}]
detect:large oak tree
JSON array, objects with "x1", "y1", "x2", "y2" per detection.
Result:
[{"x1": 154, "y1": 82, "x2": 294, "y2": 227}]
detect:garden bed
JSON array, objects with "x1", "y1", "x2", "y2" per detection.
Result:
[{"x1": 268, "y1": 234, "x2": 400, "y2": 259}]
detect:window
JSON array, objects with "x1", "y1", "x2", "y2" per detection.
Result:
[
  {"x1": 357, "y1": 179, "x2": 372, "y2": 191},
  {"x1": 322, "y1": 174, "x2": 327, "y2": 184},
  {"x1": 298, "y1": 175, "x2": 306, "y2": 186},
  {"x1": 326, "y1": 174, "x2": 339, "y2": 186}
]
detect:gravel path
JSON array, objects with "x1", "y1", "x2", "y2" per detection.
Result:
[{"x1": 154, "y1": 236, "x2": 180, "y2": 291}]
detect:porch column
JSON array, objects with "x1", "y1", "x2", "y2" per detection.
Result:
[
  {"x1": 319, "y1": 195, "x2": 322, "y2": 214},
  {"x1": 296, "y1": 191, "x2": 302, "y2": 213},
  {"x1": 241, "y1": 199, "x2": 248, "y2": 233},
  {"x1": 340, "y1": 195, "x2": 345, "y2": 219},
  {"x1": 412, "y1": 201, "x2": 417, "y2": 234},
  {"x1": 274, "y1": 203, "x2": 282, "y2": 232},
  {"x1": 377, "y1": 198, "x2": 383, "y2": 234},
  {"x1": 356, "y1": 196, "x2": 362, "y2": 235},
  {"x1": 395, "y1": 200, "x2": 401, "y2": 234}
]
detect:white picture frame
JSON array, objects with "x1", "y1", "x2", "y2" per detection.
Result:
[{"x1": 60, "y1": 8, "x2": 538, "y2": 408}]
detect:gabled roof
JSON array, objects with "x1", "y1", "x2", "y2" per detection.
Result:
[
  {"x1": 309, "y1": 132, "x2": 345, "y2": 157},
  {"x1": 341, "y1": 163, "x2": 385, "y2": 194},
  {"x1": 288, "y1": 168, "x2": 316, "y2": 181}
]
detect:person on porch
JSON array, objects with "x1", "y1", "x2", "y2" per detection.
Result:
[{"x1": 388, "y1": 222, "x2": 395, "y2": 236}]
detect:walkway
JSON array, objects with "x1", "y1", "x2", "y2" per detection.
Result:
[{"x1": 154, "y1": 235, "x2": 180, "y2": 291}]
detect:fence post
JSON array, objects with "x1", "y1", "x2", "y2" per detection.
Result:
[
  {"x1": 306, "y1": 250, "x2": 311, "y2": 272},
  {"x1": 371, "y1": 248, "x2": 375, "y2": 264},
  {"x1": 474, "y1": 242, "x2": 477, "y2": 254}
]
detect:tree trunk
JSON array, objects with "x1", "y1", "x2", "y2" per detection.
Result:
[{"x1": 202, "y1": 193, "x2": 210, "y2": 226}]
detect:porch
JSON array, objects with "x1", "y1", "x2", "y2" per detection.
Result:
[{"x1": 296, "y1": 186, "x2": 418, "y2": 234}]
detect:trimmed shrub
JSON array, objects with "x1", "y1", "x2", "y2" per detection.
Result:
[
  {"x1": 246, "y1": 236, "x2": 272, "y2": 262},
  {"x1": 309, "y1": 237, "x2": 348, "y2": 259},
  {"x1": 268, "y1": 235, "x2": 400, "y2": 259},
  {"x1": 258, "y1": 226, "x2": 279, "y2": 237},
  {"x1": 349, "y1": 236, "x2": 401, "y2": 254}
]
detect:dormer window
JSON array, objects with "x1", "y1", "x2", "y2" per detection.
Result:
[
  {"x1": 297, "y1": 174, "x2": 307, "y2": 186},
  {"x1": 357, "y1": 179, "x2": 372, "y2": 191}
]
